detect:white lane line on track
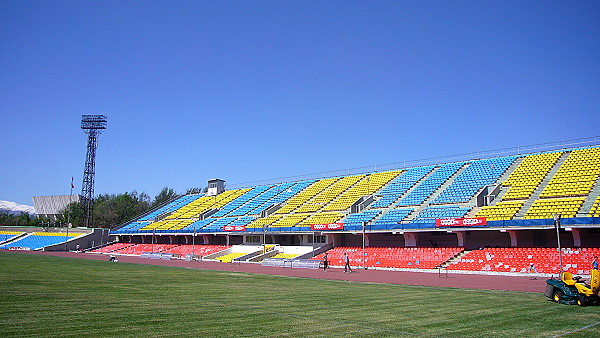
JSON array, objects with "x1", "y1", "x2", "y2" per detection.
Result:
[{"x1": 552, "y1": 319, "x2": 600, "y2": 337}]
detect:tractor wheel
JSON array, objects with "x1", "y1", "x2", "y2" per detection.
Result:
[
  {"x1": 577, "y1": 296, "x2": 587, "y2": 307},
  {"x1": 553, "y1": 290, "x2": 564, "y2": 303}
]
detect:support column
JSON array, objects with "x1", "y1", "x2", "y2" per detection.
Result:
[
  {"x1": 403, "y1": 232, "x2": 418, "y2": 247},
  {"x1": 327, "y1": 234, "x2": 338, "y2": 247},
  {"x1": 203, "y1": 235, "x2": 210, "y2": 245},
  {"x1": 571, "y1": 228, "x2": 582, "y2": 247},
  {"x1": 508, "y1": 230, "x2": 519, "y2": 247},
  {"x1": 456, "y1": 231, "x2": 466, "y2": 247}
]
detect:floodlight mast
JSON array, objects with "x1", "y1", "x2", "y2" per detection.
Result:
[{"x1": 81, "y1": 115, "x2": 107, "y2": 227}]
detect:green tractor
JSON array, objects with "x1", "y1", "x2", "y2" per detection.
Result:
[{"x1": 545, "y1": 269, "x2": 600, "y2": 306}]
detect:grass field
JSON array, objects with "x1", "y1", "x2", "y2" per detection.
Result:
[{"x1": 1, "y1": 252, "x2": 599, "y2": 337}]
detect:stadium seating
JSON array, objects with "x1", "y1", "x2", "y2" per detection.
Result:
[
  {"x1": 540, "y1": 147, "x2": 600, "y2": 198},
  {"x1": 246, "y1": 214, "x2": 283, "y2": 229},
  {"x1": 298, "y1": 212, "x2": 343, "y2": 226},
  {"x1": 0, "y1": 232, "x2": 81, "y2": 250},
  {"x1": 294, "y1": 175, "x2": 364, "y2": 213},
  {"x1": 412, "y1": 205, "x2": 470, "y2": 222},
  {"x1": 90, "y1": 242, "x2": 135, "y2": 253},
  {"x1": 475, "y1": 200, "x2": 525, "y2": 221},
  {"x1": 100, "y1": 243, "x2": 230, "y2": 256},
  {"x1": 275, "y1": 178, "x2": 339, "y2": 214},
  {"x1": 502, "y1": 151, "x2": 562, "y2": 200},
  {"x1": 112, "y1": 144, "x2": 600, "y2": 237},
  {"x1": 272, "y1": 214, "x2": 310, "y2": 227},
  {"x1": 343, "y1": 210, "x2": 382, "y2": 227},
  {"x1": 139, "y1": 189, "x2": 251, "y2": 231},
  {"x1": 214, "y1": 252, "x2": 246, "y2": 263},
  {"x1": 247, "y1": 181, "x2": 315, "y2": 216},
  {"x1": 313, "y1": 247, "x2": 463, "y2": 269},
  {"x1": 523, "y1": 197, "x2": 585, "y2": 219},
  {"x1": 433, "y1": 157, "x2": 516, "y2": 204},
  {"x1": 373, "y1": 208, "x2": 414, "y2": 225},
  {"x1": 115, "y1": 244, "x2": 174, "y2": 255},
  {"x1": 166, "y1": 189, "x2": 250, "y2": 220},
  {"x1": 0, "y1": 231, "x2": 24, "y2": 243},
  {"x1": 270, "y1": 253, "x2": 297, "y2": 259},
  {"x1": 211, "y1": 185, "x2": 272, "y2": 217},
  {"x1": 152, "y1": 244, "x2": 229, "y2": 256},
  {"x1": 138, "y1": 194, "x2": 203, "y2": 221},
  {"x1": 322, "y1": 171, "x2": 401, "y2": 211},
  {"x1": 447, "y1": 247, "x2": 600, "y2": 275},
  {"x1": 396, "y1": 162, "x2": 464, "y2": 206}
]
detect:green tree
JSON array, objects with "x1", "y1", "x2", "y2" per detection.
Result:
[
  {"x1": 152, "y1": 187, "x2": 179, "y2": 209},
  {"x1": 57, "y1": 202, "x2": 86, "y2": 226},
  {"x1": 92, "y1": 191, "x2": 152, "y2": 228},
  {"x1": 57, "y1": 191, "x2": 151, "y2": 228},
  {"x1": 0, "y1": 211, "x2": 35, "y2": 226}
]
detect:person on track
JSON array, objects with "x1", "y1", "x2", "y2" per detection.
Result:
[{"x1": 344, "y1": 252, "x2": 352, "y2": 273}]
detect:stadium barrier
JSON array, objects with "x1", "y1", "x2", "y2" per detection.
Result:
[
  {"x1": 262, "y1": 258, "x2": 321, "y2": 269},
  {"x1": 111, "y1": 217, "x2": 600, "y2": 235}
]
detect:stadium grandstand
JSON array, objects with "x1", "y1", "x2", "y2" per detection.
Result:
[
  {"x1": 3, "y1": 139, "x2": 600, "y2": 276},
  {"x1": 94, "y1": 140, "x2": 600, "y2": 275}
]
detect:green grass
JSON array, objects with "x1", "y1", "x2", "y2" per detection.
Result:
[{"x1": 1, "y1": 252, "x2": 599, "y2": 337}]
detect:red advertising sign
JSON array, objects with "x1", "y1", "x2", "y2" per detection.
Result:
[
  {"x1": 223, "y1": 225, "x2": 247, "y2": 231},
  {"x1": 435, "y1": 217, "x2": 487, "y2": 227},
  {"x1": 311, "y1": 223, "x2": 344, "y2": 231}
]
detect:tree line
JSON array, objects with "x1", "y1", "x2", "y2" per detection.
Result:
[{"x1": 0, "y1": 187, "x2": 204, "y2": 228}]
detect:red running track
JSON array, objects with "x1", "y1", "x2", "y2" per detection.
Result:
[{"x1": 11, "y1": 250, "x2": 548, "y2": 293}]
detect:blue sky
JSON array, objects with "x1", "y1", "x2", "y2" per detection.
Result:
[{"x1": 1, "y1": 1, "x2": 599, "y2": 206}]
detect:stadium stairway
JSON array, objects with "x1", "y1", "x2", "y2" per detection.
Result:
[
  {"x1": 490, "y1": 157, "x2": 524, "y2": 203},
  {"x1": 464, "y1": 159, "x2": 523, "y2": 218},
  {"x1": 404, "y1": 163, "x2": 470, "y2": 222},
  {"x1": 581, "y1": 178, "x2": 600, "y2": 214},
  {"x1": 373, "y1": 167, "x2": 436, "y2": 211},
  {"x1": 0, "y1": 231, "x2": 27, "y2": 245},
  {"x1": 439, "y1": 250, "x2": 471, "y2": 269},
  {"x1": 514, "y1": 152, "x2": 570, "y2": 219}
]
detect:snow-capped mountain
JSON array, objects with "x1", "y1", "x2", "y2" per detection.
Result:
[{"x1": 0, "y1": 200, "x2": 36, "y2": 216}]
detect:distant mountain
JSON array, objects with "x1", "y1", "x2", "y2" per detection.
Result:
[{"x1": 0, "y1": 200, "x2": 36, "y2": 216}]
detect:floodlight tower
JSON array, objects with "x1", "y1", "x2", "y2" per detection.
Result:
[{"x1": 80, "y1": 115, "x2": 107, "y2": 227}]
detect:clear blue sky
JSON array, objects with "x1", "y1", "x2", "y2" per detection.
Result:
[{"x1": 1, "y1": 1, "x2": 599, "y2": 206}]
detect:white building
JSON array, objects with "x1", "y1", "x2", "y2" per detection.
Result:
[{"x1": 32, "y1": 195, "x2": 81, "y2": 221}]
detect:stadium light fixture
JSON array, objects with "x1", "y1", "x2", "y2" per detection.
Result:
[
  {"x1": 81, "y1": 115, "x2": 108, "y2": 130},
  {"x1": 80, "y1": 114, "x2": 107, "y2": 227}
]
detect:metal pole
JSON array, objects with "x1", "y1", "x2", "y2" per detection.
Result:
[
  {"x1": 65, "y1": 222, "x2": 69, "y2": 252},
  {"x1": 362, "y1": 221, "x2": 366, "y2": 270},
  {"x1": 263, "y1": 225, "x2": 266, "y2": 254},
  {"x1": 152, "y1": 228, "x2": 156, "y2": 253},
  {"x1": 554, "y1": 214, "x2": 562, "y2": 277},
  {"x1": 312, "y1": 231, "x2": 315, "y2": 258},
  {"x1": 65, "y1": 182, "x2": 74, "y2": 252},
  {"x1": 364, "y1": 176, "x2": 370, "y2": 270},
  {"x1": 192, "y1": 226, "x2": 196, "y2": 256},
  {"x1": 100, "y1": 228, "x2": 105, "y2": 253}
]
